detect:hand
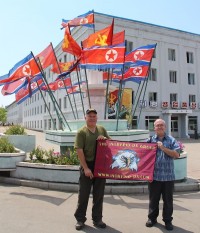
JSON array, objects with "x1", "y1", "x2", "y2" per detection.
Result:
[
  {"x1": 97, "y1": 135, "x2": 107, "y2": 140},
  {"x1": 157, "y1": 141, "x2": 165, "y2": 151},
  {"x1": 84, "y1": 167, "x2": 93, "y2": 179}
]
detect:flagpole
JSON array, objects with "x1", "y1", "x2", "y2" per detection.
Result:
[
  {"x1": 67, "y1": 26, "x2": 86, "y2": 115},
  {"x1": 104, "y1": 69, "x2": 111, "y2": 119},
  {"x1": 137, "y1": 77, "x2": 149, "y2": 128},
  {"x1": 35, "y1": 79, "x2": 57, "y2": 130},
  {"x1": 50, "y1": 42, "x2": 76, "y2": 119},
  {"x1": 38, "y1": 61, "x2": 71, "y2": 131},
  {"x1": 76, "y1": 68, "x2": 86, "y2": 114},
  {"x1": 127, "y1": 82, "x2": 141, "y2": 128},
  {"x1": 80, "y1": 41, "x2": 91, "y2": 110},
  {"x1": 128, "y1": 43, "x2": 157, "y2": 128},
  {"x1": 69, "y1": 73, "x2": 79, "y2": 119},
  {"x1": 92, "y1": 9, "x2": 95, "y2": 33},
  {"x1": 116, "y1": 67, "x2": 125, "y2": 131},
  {"x1": 31, "y1": 52, "x2": 71, "y2": 131}
]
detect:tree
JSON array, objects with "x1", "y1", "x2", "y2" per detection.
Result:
[{"x1": 0, "y1": 107, "x2": 7, "y2": 124}]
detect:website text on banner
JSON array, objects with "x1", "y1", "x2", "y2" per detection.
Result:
[{"x1": 94, "y1": 140, "x2": 157, "y2": 181}]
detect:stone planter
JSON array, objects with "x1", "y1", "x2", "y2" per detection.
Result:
[
  {"x1": 10, "y1": 152, "x2": 187, "y2": 183},
  {"x1": 0, "y1": 149, "x2": 26, "y2": 170},
  {"x1": 6, "y1": 135, "x2": 36, "y2": 153},
  {"x1": 10, "y1": 162, "x2": 80, "y2": 183},
  {"x1": 11, "y1": 162, "x2": 146, "y2": 185},
  {"x1": 174, "y1": 152, "x2": 187, "y2": 180}
]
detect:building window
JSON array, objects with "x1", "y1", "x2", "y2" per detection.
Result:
[
  {"x1": 48, "y1": 119, "x2": 51, "y2": 130},
  {"x1": 189, "y1": 95, "x2": 196, "y2": 103},
  {"x1": 186, "y1": 52, "x2": 194, "y2": 64},
  {"x1": 149, "y1": 92, "x2": 157, "y2": 104},
  {"x1": 188, "y1": 73, "x2": 195, "y2": 85},
  {"x1": 188, "y1": 116, "x2": 197, "y2": 130},
  {"x1": 53, "y1": 118, "x2": 56, "y2": 130},
  {"x1": 149, "y1": 68, "x2": 157, "y2": 81},
  {"x1": 170, "y1": 93, "x2": 177, "y2": 103},
  {"x1": 48, "y1": 69, "x2": 51, "y2": 78},
  {"x1": 125, "y1": 40, "x2": 133, "y2": 53},
  {"x1": 169, "y1": 71, "x2": 177, "y2": 83},
  {"x1": 145, "y1": 116, "x2": 159, "y2": 131},
  {"x1": 168, "y1": 48, "x2": 176, "y2": 61},
  {"x1": 64, "y1": 97, "x2": 67, "y2": 108},
  {"x1": 44, "y1": 120, "x2": 47, "y2": 130},
  {"x1": 132, "y1": 116, "x2": 138, "y2": 129},
  {"x1": 152, "y1": 49, "x2": 156, "y2": 58},
  {"x1": 59, "y1": 98, "x2": 62, "y2": 109}
]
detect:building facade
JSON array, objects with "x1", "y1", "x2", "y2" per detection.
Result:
[{"x1": 6, "y1": 12, "x2": 200, "y2": 138}]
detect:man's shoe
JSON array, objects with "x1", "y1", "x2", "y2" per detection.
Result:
[
  {"x1": 75, "y1": 221, "x2": 85, "y2": 231},
  {"x1": 146, "y1": 219, "x2": 157, "y2": 227},
  {"x1": 93, "y1": 220, "x2": 107, "y2": 228},
  {"x1": 165, "y1": 222, "x2": 173, "y2": 231}
]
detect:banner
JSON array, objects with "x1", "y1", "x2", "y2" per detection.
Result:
[{"x1": 94, "y1": 140, "x2": 157, "y2": 181}]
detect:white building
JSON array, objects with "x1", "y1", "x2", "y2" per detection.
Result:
[{"x1": 6, "y1": 11, "x2": 200, "y2": 138}]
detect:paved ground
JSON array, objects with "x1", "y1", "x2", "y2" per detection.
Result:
[
  {"x1": 0, "y1": 184, "x2": 199, "y2": 233},
  {"x1": 0, "y1": 127, "x2": 200, "y2": 232}
]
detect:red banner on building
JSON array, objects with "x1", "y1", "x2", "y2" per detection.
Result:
[{"x1": 94, "y1": 140, "x2": 157, "y2": 181}]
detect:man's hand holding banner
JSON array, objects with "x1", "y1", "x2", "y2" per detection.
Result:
[{"x1": 94, "y1": 140, "x2": 157, "y2": 182}]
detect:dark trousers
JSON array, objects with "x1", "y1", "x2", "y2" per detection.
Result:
[
  {"x1": 74, "y1": 163, "x2": 106, "y2": 223},
  {"x1": 148, "y1": 180, "x2": 174, "y2": 223}
]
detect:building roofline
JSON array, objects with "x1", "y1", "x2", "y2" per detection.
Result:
[{"x1": 94, "y1": 11, "x2": 200, "y2": 37}]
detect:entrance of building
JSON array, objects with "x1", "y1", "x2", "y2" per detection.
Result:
[{"x1": 171, "y1": 116, "x2": 179, "y2": 138}]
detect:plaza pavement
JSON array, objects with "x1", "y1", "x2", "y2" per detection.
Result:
[{"x1": 0, "y1": 128, "x2": 200, "y2": 232}]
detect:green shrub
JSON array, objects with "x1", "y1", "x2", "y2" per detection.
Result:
[
  {"x1": 29, "y1": 146, "x2": 80, "y2": 165},
  {"x1": 4, "y1": 125, "x2": 27, "y2": 135},
  {"x1": 0, "y1": 137, "x2": 17, "y2": 153}
]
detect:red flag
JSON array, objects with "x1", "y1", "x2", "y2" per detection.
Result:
[
  {"x1": 0, "y1": 53, "x2": 40, "y2": 85},
  {"x1": 42, "y1": 77, "x2": 71, "y2": 91},
  {"x1": 112, "y1": 30, "x2": 125, "y2": 45},
  {"x1": 61, "y1": 11, "x2": 94, "y2": 28},
  {"x1": 62, "y1": 27, "x2": 82, "y2": 58},
  {"x1": 94, "y1": 140, "x2": 157, "y2": 181},
  {"x1": 82, "y1": 19, "x2": 114, "y2": 49},
  {"x1": 51, "y1": 61, "x2": 78, "y2": 74},
  {"x1": 109, "y1": 89, "x2": 119, "y2": 104},
  {"x1": 15, "y1": 76, "x2": 44, "y2": 104},
  {"x1": 80, "y1": 44, "x2": 125, "y2": 70},
  {"x1": 125, "y1": 44, "x2": 156, "y2": 66},
  {"x1": 123, "y1": 66, "x2": 149, "y2": 80},
  {"x1": 1, "y1": 77, "x2": 27, "y2": 95},
  {"x1": 103, "y1": 72, "x2": 121, "y2": 83},
  {"x1": 36, "y1": 44, "x2": 57, "y2": 70}
]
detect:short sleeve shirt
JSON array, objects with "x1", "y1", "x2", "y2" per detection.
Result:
[
  {"x1": 147, "y1": 134, "x2": 180, "y2": 181},
  {"x1": 74, "y1": 125, "x2": 110, "y2": 162}
]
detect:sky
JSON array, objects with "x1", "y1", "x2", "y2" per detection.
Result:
[{"x1": 1, "y1": 0, "x2": 200, "y2": 107}]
